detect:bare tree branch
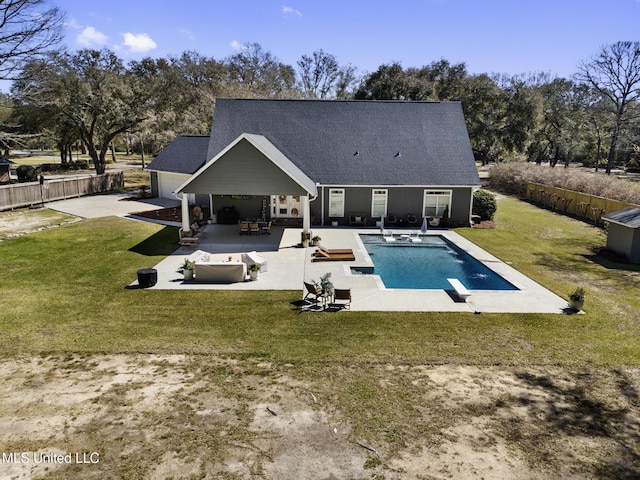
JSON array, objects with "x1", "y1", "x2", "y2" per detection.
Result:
[{"x1": 0, "y1": 0, "x2": 65, "y2": 80}]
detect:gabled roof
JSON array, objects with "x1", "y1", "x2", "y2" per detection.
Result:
[
  {"x1": 146, "y1": 135, "x2": 209, "y2": 174},
  {"x1": 603, "y1": 207, "x2": 640, "y2": 228},
  {"x1": 175, "y1": 133, "x2": 317, "y2": 196},
  {"x1": 206, "y1": 98, "x2": 480, "y2": 186}
]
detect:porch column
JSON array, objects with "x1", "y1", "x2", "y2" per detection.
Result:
[
  {"x1": 209, "y1": 194, "x2": 216, "y2": 223},
  {"x1": 181, "y1": 193, "x2": 191, "y2": 233},
  {"x1": 302, "y1": 195, "x2": 310, "y2": 234}
]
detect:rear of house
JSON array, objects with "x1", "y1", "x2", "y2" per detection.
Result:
[{"x1": 147, "y1": 99, "x2": 480, "y2": 228}]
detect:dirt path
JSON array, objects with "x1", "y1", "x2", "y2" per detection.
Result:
[{"x1": 1, "y1": 355, "x2": 638, "y2": 479}]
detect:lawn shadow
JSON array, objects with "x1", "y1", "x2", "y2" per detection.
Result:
[
  {"x1": 129, "y1": 226, "x2": 179, "y2": 257},
  {"x1": 512, "y1": 371, "x2": 640, "y2": 479},
  {"x1": 582, "y1": 247, "x2": 640, "y2": 272}
]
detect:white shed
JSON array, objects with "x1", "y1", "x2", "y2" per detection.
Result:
[{"x1": 602, "y1": 207, "x2": 640, "y2": 263}]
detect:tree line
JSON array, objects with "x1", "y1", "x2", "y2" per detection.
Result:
[{"x1": 0, "y1": 2, "x2": 638, "y2": 175}]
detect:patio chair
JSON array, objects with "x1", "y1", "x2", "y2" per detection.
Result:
[
  {"x1": 249, "y1": 223, "x2": 260, "y2": 235},
  {"x1": 332, "y1": 288, "x2": 351, "y2": 309},
  {"x1": 261, "y1": 221, "x2": 272, "y2": 234},
  {"x1": 303, "y1": 281, "x2": 322, "y2": 305},
  {"x1": 406, "y1": 214, "x2": 419, "y2": 226},
  {"x1": 386, "y1": 214, "x2": 398, "y2": 226},
  {"x1": 239, "y1": 222, "x2": 249, "y2": 235}
]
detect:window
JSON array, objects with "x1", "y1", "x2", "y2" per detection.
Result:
[
  {"x1": 371, "y1": 189, "x2": 388, "y2": 218},
  {"x1": 423, "y1": 190, "x2": 452, "y2": 217},
  {"x1": 329, "y1": 189, "x2": 345, "y2": 217}
]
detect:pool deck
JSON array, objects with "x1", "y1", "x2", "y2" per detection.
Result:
[{"x1": 134, "y1": 221, "x2": 572, "y2": 314}]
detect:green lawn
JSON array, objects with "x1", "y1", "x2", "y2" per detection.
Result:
[
  {"x1": 1, "y1": 194, "x2": 639, "y2": 367},
  {"x1": 2, "y1": 194, "x2": 640, "y2": 478}
]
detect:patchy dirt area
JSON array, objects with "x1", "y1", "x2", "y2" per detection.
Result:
[
  {"x1": 1, "y1": 355, "x2": 639, "y2": 479},
  {"x1": 0, "y1": 209, "x2": 80, "y2": 240}
]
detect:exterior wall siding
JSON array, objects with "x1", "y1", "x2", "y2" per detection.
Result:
[
  {"x1": 606, "y1": 224, "x2": 640, "y2": 263},
  {"x1": 186, "y1": 139, "x2": 309, "y2": 196},
  {"x1": 312, "y1": 186, "x2": 473, "y2": 227}
]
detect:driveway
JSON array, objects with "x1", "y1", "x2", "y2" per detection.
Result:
[{"x1": 47, "y1": 192, "x2": 179, "y2": 219}]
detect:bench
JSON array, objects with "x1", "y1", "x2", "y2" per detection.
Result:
[{"x1": 447, "y1": 278, "x2": 471, "y2": 301}]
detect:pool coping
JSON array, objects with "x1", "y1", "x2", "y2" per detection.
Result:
[{"x1": 137, "y1": 222, "x2": 573, "y2": 314}]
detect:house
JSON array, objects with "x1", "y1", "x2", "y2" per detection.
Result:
[
  {"x1": 602, "y1": 207, "x2": 640, "y2": 263},
  {"x1": 146, "y1": 99, "x2": 480, "y2": 234}
]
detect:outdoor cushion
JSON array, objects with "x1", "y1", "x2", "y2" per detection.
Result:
[
  {"x1": 241, "y1": 251, "x2": 268, "y2": 272},
  {"x1": 187, "y1": 250, "x2": 211, "y2": 263}
]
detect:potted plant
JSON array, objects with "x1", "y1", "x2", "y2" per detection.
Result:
[
  {"x1": 568, "y1": 287, "x2": 585, "y2": 311},
  {"x1": 301, "y1": 231, "x2": 311, "y2": 247},
  {"x1": 311, "y1": 235, "x2": 322, "y2": 246},
  {"x1": 248, "y1": 262, "x2": 261, "y2": 280},
  {"x1": 180, "y1": 259, "x2": 195, "y2": 281}
]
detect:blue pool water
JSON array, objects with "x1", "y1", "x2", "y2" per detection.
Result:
[{"x1": 354, "y1": 234, "x2": 518, "y2": 291}]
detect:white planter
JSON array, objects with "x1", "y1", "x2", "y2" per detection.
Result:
[
  {"x1": 569, "y1": 299, "x2": 584, "y2": 311},
  {"x1": 332, "y1": 221, "x2": 338, "y2": 227},
  {"x1": 249, "y1": 270, "x2": 259, "y2": 281},
  {"x1": 184, "y1": 269, "x2": 194, "y2": 281}
]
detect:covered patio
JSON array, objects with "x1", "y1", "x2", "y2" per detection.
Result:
[{"x1": 174, "y1": 133, "x2": 318, "y2": 240}]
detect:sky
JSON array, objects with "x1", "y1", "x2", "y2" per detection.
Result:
[{"x1": 11, "y1": 0, "x2": 640, "y2": 84}]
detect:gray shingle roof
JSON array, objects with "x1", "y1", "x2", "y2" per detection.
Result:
[
  {"x1": 146, "y1": 135, "x2": 210, "y2": 174},
  {"x1": 603, "y1": 207, "x2": 640, "y2": 228},
  {"x1": 206, "y1": 99, "x2": 480, "y2": 186}
]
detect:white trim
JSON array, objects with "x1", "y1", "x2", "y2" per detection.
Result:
[
  {"x1": 371, "y1": 188, "x2": 388, "y2": 218},
  {"x1": 328, "y1": 188, "x2": 345, "y2": 217},
  {"x1": 423, "y1": 189, "x2": 453, "y2": 218},
  {"x1": 319, "y1": 184, "x2": 478, "y2": 188}
]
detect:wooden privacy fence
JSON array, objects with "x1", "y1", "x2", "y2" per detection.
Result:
[
  {"x1": 0, "y1": 172, "x2": 124, "y2": 211},
  {"x1": 526, "y1": 182, "x2": 640, "y2": 225}
]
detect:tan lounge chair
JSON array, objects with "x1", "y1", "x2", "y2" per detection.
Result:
[
  {"x1": 312, "y1": 250, "x2": 356, "y2": 262},
  {"x1": 314, "y1": 245, "x2": 354, "y2": 255}
]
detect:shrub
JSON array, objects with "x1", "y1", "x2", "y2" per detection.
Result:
[
  {"x1": 16, "y1": 164, "x2": 37, "y2": 183},
  {"x1": 488, "y1": 162, "x2": 640, "y2": 205},
  {"x1": 472, "y1": 189, "x2": 497, "y2": 220}
]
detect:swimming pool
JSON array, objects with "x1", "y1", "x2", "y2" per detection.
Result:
[{"x1": 353, "y1": 234, "x2": 518, "y2": 291}]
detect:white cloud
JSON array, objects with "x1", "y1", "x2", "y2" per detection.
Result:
[
  {"x1": 77, "y1": 26, "x2": 108, "y2": 47},
  {"x1": 122, "y1": 33, "x2": 157, "y2": 53},
  {"x1": 282, "y1": 5, "x2": 302, "y2": 17},
  {"x1": 230, "y1": 40, "x2": 246, "y2": 51}
]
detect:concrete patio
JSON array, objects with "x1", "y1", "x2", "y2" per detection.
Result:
[{"x1": 135, "y1": 221, "x2": 572, "y2": 314}]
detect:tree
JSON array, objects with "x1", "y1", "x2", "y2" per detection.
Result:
[
  {"x1": 15, "y1": 49, "x2": 150, "y2": 174},
  {"x1": 354, "y1": 62, "x2": 431, "y2": 100},
  {"x1": 297, "y1": 49, "x2": 358, "y2": 99},
  {"x1": 226, "y1": 42, "x2": 296, "y2": 98},
  {"x1": 576, "y1": 41, "x2": 640, "y2": 174},
  {"x1": 0, "y1": 0, "x2": 65, "y2": 80},
  {"x1": 527, "y1": 78, "x2": 587, "y2": 167}
]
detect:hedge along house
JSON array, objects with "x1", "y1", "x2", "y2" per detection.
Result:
[{"x1": 147, "y1": 98, "x2": 480, "y2": 235}]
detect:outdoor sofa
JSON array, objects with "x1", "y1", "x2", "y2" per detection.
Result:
[{"x1": 194, "y1": 261, "x2": 247, "y2": 283}]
